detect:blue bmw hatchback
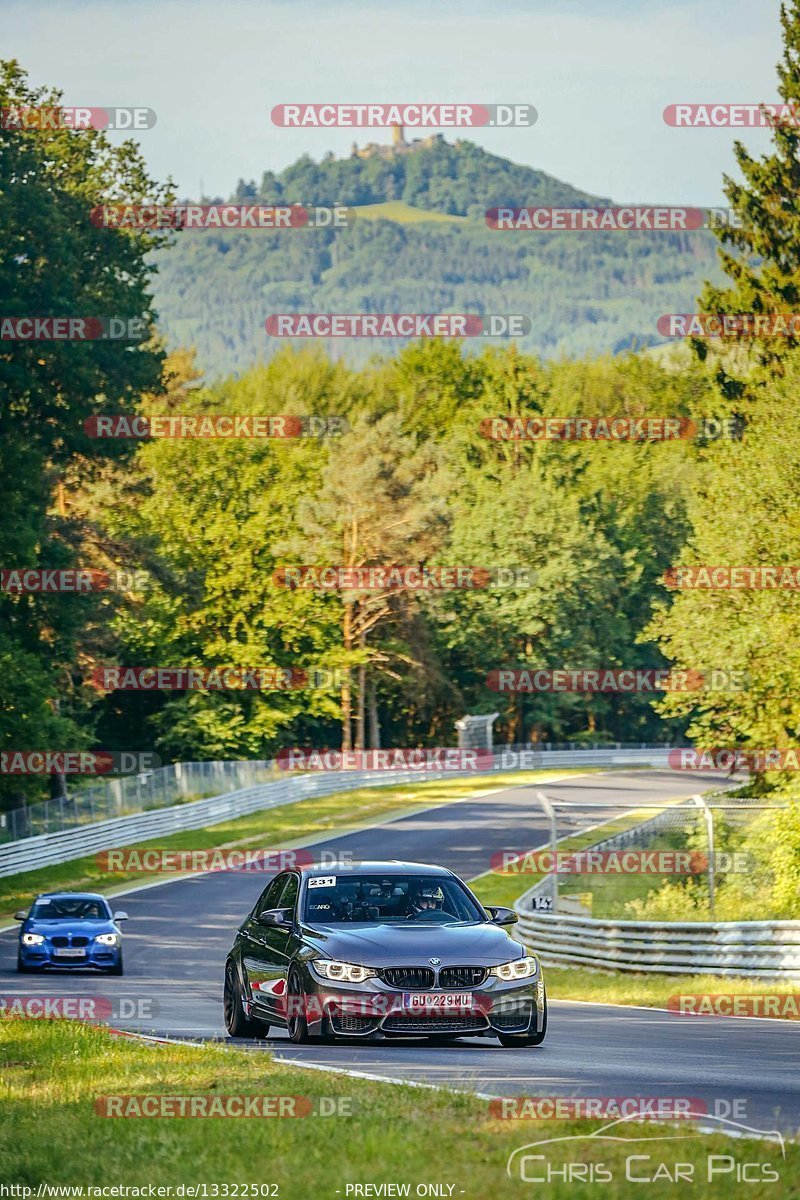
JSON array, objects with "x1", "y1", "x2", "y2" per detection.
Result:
[{"x1": 15, "y1": 892, "x2": 128, "y2": 974}]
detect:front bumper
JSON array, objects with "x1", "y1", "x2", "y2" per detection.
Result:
[
  {"x1": 294, "y1": 968, "x2": 545, "y2": 1039},
  {"x1": 19, "y1": 941, "x2": 121, "y2": 970}
]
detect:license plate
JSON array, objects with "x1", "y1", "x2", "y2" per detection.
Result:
[
  {"x1": 402, "y1": 992, "x2": 473, "y2": 1012},
  {"x1": 54, "y1": 948, "x2": 86, "y2": 958}
]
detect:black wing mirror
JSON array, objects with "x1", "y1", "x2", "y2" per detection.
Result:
[
  {"x1": 259, "y1": 907, "x2": 293, "y2": 928},
  {"x1": 486, "y1": 905, "x2": 518, "y2": 927}
]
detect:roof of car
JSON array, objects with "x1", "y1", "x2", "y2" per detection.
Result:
[
  {"x1": 300, "y1": 861, "x2": 454, "y2": 877},
  {"x1": 37, "y1": 891, "x2": 107, "y2": 901}
]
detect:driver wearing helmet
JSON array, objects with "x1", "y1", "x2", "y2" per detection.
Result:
[{"x1": 407, "y1": 883, "x2": 445, "y2": 918}]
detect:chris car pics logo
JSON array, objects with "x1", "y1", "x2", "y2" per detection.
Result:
[{"x1": 506, "y1": 1112, "x2": 784, "y2": 1185}]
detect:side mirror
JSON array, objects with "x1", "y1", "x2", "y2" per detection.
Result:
[
  {"x1": 113, "y1": 911, "x2": 129, "y2": 922},
  {"x1": 259, "y1": 907, "x2": 293, "y2": 928},
  {"x1": 486, "y1": 905, "x2": 518, "y2": 927},
  {"x1": 13, "y1": 911, "x2": 27, "y2": 921}
]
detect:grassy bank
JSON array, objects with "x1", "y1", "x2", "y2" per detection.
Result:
[
  {"x1": 1, "y1": 769, "x2": 585, "y2": 922},
  {"x1": 0, "y1": 1020, "x2": 793, "y2": 1197},
  {"x1": 541, "y1": 967, "x2": 800, "y2": 1017}
]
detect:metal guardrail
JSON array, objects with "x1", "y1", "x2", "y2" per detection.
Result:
[
  {"x1": 515, "y1": 909, "x2": 800, "y2": 979},
  {"x1": 0, "y1": 746, "x2": 676, "y2": 879}
]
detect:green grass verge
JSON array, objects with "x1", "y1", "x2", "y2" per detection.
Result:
[
  {"x1": 0, "y1": 769, "x2": 586, "y2": 922},
  {"x1": 540, "y1": 967, "x2": 800, "y2": 1018},
  {"x1": 1, "y1": 1020, "x2": 794, "y2": 1196}
]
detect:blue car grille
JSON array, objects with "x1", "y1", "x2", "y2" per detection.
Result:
[{"x1": 51, "y1": 935, "x2": 90, "y2": 948}]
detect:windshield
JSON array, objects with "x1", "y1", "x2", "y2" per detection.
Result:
[
  {"x1": 30, "y1": 897, "x2": 110, "y2": 921},
  {"x1": 302, "y1": 874, "x2": 485, "y2": 924}
]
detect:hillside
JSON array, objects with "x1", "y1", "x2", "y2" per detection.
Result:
[
  {"x1": 235, "y1": 136, "x2": 610, "y2": 216},
  {"x1": 150, "y1": 137, "x2": 723, "y2": 379}
]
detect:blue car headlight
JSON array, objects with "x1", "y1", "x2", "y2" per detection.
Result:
[
  {"x1": 489, "y1": 956, "x2": 539, "y2": 981},
  {"x1": 21, "y1": 932, "x2": 45, "y2": 946},
  {"x1": 95, "y1": 933, "x2": 119, "y2": 946}
]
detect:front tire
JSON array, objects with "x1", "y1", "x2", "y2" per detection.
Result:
[
  {"x1": 107, "y1": 954, "x2": 124, "y2": 976},
  {"x1": 497, "y1": 991, "x2": 547, "y2": 1047},
  {"x1": 224, "y1": 960, "x2": 266, "y2": 1038},
  {"x1": 287, "y1": 967, "x2": 320, "y2": 1044},
  {"x1": 16, "y1": 953, "x2": 37, "y2": 974}
]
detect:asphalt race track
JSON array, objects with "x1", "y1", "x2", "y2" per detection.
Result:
[{"x1": 2, "y1": 769, "x2": 798, "y2": 1134}]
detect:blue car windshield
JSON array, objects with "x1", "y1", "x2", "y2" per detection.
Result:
[
  {"x1": 30, "y1": 898, "x2": 109, "y2": 920},
  {"x1": 302, "y1": 874, "x2": 484, "y2": 924}
]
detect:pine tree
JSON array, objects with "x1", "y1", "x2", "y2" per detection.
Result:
[{"x1": 697, "y1": 1, "x2": 800, "y2": 393}]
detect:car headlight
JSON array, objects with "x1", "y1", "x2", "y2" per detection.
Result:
[
  {"x1": 95, "y1": 933, "x2": 118, "y2": 946},
  {"x1": 21, "y1": 932, "x2": 45, "y2": 946},
  {"x1": 312, "y1": 958, "x2": 377, "y2": 983},
  {"x1": 490, "y1": 955, "x2": 539, "y2": 981}
]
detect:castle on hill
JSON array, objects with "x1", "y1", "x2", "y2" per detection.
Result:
[{"x1": 350, "y1": 124, "x2": 446, "y2": 160}]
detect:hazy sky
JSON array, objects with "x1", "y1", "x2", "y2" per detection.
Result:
[{"x1": 3, "y1": 0, "x2": 786, "y2": 204}]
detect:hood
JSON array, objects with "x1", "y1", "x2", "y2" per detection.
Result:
[
  {"x1": 299, "y1": 920, "x2": 523, "y2": 966},
  {"x1": 24, "y1": 918, "x2": 116, "y2": 936}
]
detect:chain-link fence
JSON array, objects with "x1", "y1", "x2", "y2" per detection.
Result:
[
  {"x1": 0, "y1": 741, "x2": 678, "y2": 845},
  {"x1": 0, "y1": 760, "x2": 279, "y2": 844},
  {"x1": 518, "y1": 786, "x2": 795, "y2": 921}
]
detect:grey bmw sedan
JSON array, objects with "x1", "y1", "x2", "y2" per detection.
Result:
[{"x1": 223, "y1": 860, "x2": 546, "y2": 1047}]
